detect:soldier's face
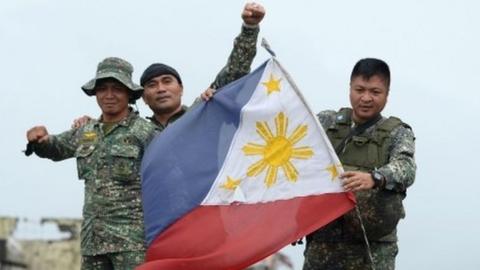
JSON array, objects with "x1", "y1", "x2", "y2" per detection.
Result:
[
  {"x1": 142, "y1": 74, "x2": 183, "y2": 115},
  {"x1": 349, "y1": 75, "x2": 388, "y2": 124},
  {"x1": 95, "y1": 79, "x2": 130, "y2": 119}
]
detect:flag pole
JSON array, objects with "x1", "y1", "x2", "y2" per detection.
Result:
[
  {"x1": 261, "y1": 38, "x2": 276, "y2": 57},
  {"x1": 355, "y1": 206, "x2": 376, "y2": 270}
]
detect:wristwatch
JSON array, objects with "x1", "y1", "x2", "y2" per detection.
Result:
[{"x1": 370, "y1": 170, "x2": 385, "y2": 189}]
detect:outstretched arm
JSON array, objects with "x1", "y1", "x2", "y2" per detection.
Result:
[
  {"x1": 26, "y1": 125, "x2": 78, "y2": 161},
  {"x1": 209, "y1": 2, "x2": 265, "y2": 91}
]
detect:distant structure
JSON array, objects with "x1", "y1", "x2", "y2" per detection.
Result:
[
  {"x1": 0, "y1": 217, "x2": 81, "y2": 270},
  {"x1": 1, "y1": 217, "x2": 26, "y2": 270}
]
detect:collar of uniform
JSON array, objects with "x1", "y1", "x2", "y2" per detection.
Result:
[
  {"x1": 352, "y1": 115, "x2": 386, "y2": 134},
  {"x1": 93, "y1": 107, "x2": 138, "y2": 128},
  {"x1": 147, "y1": 105, "x2": 188, "y2": 128}
]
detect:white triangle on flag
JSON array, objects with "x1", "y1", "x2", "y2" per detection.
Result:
[{"x1": 202, "y1": 58, "x2": 344, "y2": 206}]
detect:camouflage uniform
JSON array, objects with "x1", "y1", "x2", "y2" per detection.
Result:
[
  {"x1": 32, "y1": 110, "x2": 156, "y2": 259},
  {"x1": 147, "y1": 24, "x2": 259, "y2": 129},
  {"x1": 303, "y1": 241, "x2": 398, "y2": 270},
  {"x1": 81, "y1": 251, "x2": 145, "y2": 270},
  {"x1": 303, "y1": 108, "x2": 416, "y2": 270}
]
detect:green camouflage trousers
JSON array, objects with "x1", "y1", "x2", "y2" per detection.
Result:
[
  {"x1": 81, "y1": 251, "x2": 145, "y2": 270},
  {"x1": 303, "y1": 241, "x2": 398, "y2": 270}
]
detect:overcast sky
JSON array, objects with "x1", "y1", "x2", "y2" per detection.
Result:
[{"x1": 1, "y1": 0, "x2": 479, "y2": 269}]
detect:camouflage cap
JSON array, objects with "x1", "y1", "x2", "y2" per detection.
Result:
[{"x1": 81, "y1": 57, "x2": 143, "y2": 101}]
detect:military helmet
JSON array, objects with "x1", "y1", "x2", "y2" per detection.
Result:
[{"x1": 81, "y1": 57, "x2": 143, "y2": 102}]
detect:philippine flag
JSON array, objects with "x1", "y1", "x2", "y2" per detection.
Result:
[{"x1": 139, "y1": 58, "x2": 355, "y2": 270}]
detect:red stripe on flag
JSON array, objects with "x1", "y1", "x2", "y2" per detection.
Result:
[{"x1": 137, "y1": 193, "x2": 354, "y2": 270}]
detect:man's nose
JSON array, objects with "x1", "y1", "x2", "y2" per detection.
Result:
[
  {"x1": 105, "y1": 88, "x2": 115, "y2": 97},
  {"x1": 360, "y1": 92, "x2": 373, "y2": 102},
  {"x1": 155, "y1": 86, "x2": 167, "y2": 93}
]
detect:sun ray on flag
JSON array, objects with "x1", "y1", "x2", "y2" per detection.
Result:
[
  {"x1": 247, "y1": 159, "x2": 269, "y2": 177},
  {"x1": 243, "y1": 143, "x2": 266, "y2": 156},
  {"x1": 288, "y1": 124, "x2": 308, "y2": 145},
  {"x1": 275, "y1": 112, "x2": 288, "y2": 137},
  {"x1": 325, "y1": 164, "x2": 340, "y2": 181},
  {"x1": 292, "y1": 147, "x2": 314, "y2": 159},
  {"x1": 281, "y1": 161, "x2": 298, "y2": 182},
  {"x1": 256, "y1": 121, "x2": 274, "y2": 142},
  {"x1": 243, "y1": 112, "x2": 314, "y2": 187},
  {"x1": 265, "y1": 166, "x2": 278, "y2": 187}
]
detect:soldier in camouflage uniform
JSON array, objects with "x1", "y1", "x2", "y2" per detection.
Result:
[
  {"x1": 140, "y1": 2, "x2": 265, "y2": 129},
  {"x1": 303, "y1": 58, "x2": 416, "y2": 270},
  {"x1": 26, "y1": 57, "x2": 157, "y2": 270}
]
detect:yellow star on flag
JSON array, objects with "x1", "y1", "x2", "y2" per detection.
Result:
[
  {"x1": 262, "y1": 74, "x2": 282, "y2": 95},
  {"x1": 220, "y1": 176, "x2": 241, "y2": 190},
  {"x1": 325, "y1": 164, "x2": 340, "y2": 181}
]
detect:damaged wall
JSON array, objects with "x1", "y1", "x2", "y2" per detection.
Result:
[{"x1": 0, "y1": 217, "x2": 81, "y2": 270}]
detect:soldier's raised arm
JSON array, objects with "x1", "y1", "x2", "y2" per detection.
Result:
[{"x1": 209, "y1": 2, "x2": 265, "y2": 91}]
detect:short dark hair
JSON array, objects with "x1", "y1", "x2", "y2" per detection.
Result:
[{"x1": 350, "y1": 58, "x2": 390, "y2": 88}]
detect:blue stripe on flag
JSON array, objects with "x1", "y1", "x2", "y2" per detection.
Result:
[{"x1": 141, "y1": 61, "x2": 268, "y2": 245}]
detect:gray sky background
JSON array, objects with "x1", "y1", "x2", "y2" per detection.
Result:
[{"x1": 1, "y1": 0, "x2": 479, "y2": 269}]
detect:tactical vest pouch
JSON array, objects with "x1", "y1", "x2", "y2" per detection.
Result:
[
  {"x1": 343, "y1": 188, "x2": 405, "y2": 241},
  {"x1": 352, "y1": 136, "x2": 368, "y2": 146}
]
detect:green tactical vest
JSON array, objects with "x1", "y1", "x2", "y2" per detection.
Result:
[{"x1": 325, "y1": 108, "x2": 407, "y2": 241}]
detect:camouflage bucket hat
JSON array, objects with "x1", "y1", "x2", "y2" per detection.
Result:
[{"x1": 81, "y1": 57, "x2": 143, "y2": 101}]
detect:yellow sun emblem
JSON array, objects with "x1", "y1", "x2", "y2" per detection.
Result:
[{"x1": 242, "y1": 112, "x2": 314, "y2": 187}]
